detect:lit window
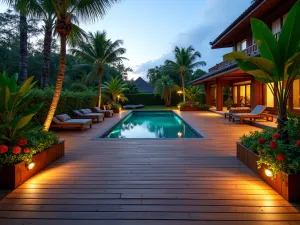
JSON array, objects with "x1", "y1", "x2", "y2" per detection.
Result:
[
  {"x1": 263, "y1": 83, "x2": 274, "y2": 107},
  {"x1": 293, "y1": 79, "x2": 300, "y2": 109}
]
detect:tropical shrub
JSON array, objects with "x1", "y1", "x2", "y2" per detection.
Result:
[
  {"x1": 0, "y1": 72, "x2": 43, "y2": 145},
  {"x1": 224, "y1": 1, "x2": 300, "y2": 141},
  {"x1": 241, "y1": 122, "x2": 300, "y2": 176},
  {"x1": 69, "y1": 83, "x2": 88, "y2": 92},
  {"x1": 154, "y1": 75, "x2": 178, "y2": 106},
  {"x1": 0, "y1": 130, "x2": 59, "y2": 165},
  {"x1": 185, "y1": 86, "x2": 204, "y2": 103},
  {"x1": 177, "y1": 101, "x2": 210, "y2": 111},
  {"x1": 102, "y1": 77, "x2": 128, "y2": 103}
]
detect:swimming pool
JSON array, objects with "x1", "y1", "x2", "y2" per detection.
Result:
[{"x1": 102, "y1": 111, "x2": 202, "y2": 139}]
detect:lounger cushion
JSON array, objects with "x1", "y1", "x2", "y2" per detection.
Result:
[
  {"x1": 250, "y1": 105, "x2": 266, "y2": 114},
  {"x1": 85, "y1": 108, "x2": 92, "y2": 113},
  {"x1": 79, "y1": 109, "x2": 89, "y2": 114},
  {"x1": 232, "y1": 113, "x2": 257, "y2": 117},
  {"x1": 73, "y1": 110, "x2": 84, "y2": 116},
  {"x1": 123, "y1": 105, "x2": 136, "y2": 109},
  {"x1": 65, "y1": 119, "x2": 92, "y2": 124},
  {"x1": 93, "y1": 107, "x2": 102, "y2": 112},
  {"x1": 52, "y1": 117, "x2": 62, "y2": 124},
  {"x1": 86, "y1": 113, "x2": 104, "y2": 117},
  {"x1": 56, "y1": 114, "x2": 71, "y2": 122}
]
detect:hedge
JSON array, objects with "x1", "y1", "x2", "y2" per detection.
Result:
[
  {"x1": 126, "y1": 93, "x2": 186, "y2": 106},
  {"x1": 28, "y1": 89, "x2": 98, "y2": 124}
]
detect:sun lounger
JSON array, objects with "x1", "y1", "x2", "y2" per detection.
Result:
[
  {"x1": 50, "y1": 114, "x2": 92, "y2": 131},
  {"x1": 231, "y1": 105, "x2": 273, "y2": 124},
  {"x1": 123, "y1": 104, "x2": 145, "y2": 109},
  {"x1": 73, "y1": 109, "x2": 104, "y2": 122},
  {"x1": 92, "y1": 107, "x2": 113, "y2": 117}
]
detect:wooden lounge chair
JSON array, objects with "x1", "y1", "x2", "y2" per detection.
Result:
[
  {"x1": 231, "y1": 105, "x2": 273, "y2": 124},
  {"x1": 73, "y1": 109, "x2": 104, "y2": 123},
  {"x1": 92, "y1": 107, "x2": 114, "y2": 117},
  {"x1": 50, "y1": 114, "x2": 92, "y2": 132}
]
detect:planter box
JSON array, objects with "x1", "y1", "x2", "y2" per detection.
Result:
[
  {"x1": 113, "y1": 108, "x2": 121, "y2": 113},
  {"x1": 179, "y1": 107, "x2": 199, "y2": 111},
  {"x1": 0, "y1": 140, "x2": 65, "y2": 189},
  {"x1": 237, "y1": 142, "x2": 300, "y2": 202}
]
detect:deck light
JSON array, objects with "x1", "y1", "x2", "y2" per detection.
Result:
[
  {"x1": 178, "y1": 132, "x2": 182, "y2": 138},
  {"x1": 265, "y1": 169, "x2": 273, "y2": 177},
  {"x1": 119, "y1": 107, "x2": 122, "y2": 111},
  {"x1": 27, "y1": 162, "x2": 35, "y2": 170},
  {"x1": 177, "y1": 90, "x2": 183, "y2": 95}
]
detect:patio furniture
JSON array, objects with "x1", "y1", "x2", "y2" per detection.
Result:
[
  {"x1": 224, "y1": 107, "x2": 251, "y2": 120},
  {"x1": 73, "y1": 109, "x2": 104, "y2": 123},
  {"x1": 50, "y1": 114, "x2": 92, "y2": 131},
  {"x1": 123, "y1": 104, "x2": 145, "y2": 109},
  {"x1": 231, "y1": 105, "x2": 273, "y2": 124},
  {"x1": 92, "y1": 107, "x2": 114, "y2": 117}
]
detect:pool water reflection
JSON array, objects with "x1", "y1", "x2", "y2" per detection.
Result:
[{"x1": 103, "y1": 111, "x2": 202, "y2": 138}]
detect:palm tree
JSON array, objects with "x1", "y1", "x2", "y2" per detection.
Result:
[
  {"x1": 102, "y1": 77, "x2": 128, "y2": 103},
  {"x1": 185, "y1": 86, "x2": 204, "y2": 103},
  {"x1": 35, "y1": 1, "x2": 87, "y2": 88},
  {"x1": 70, "y1": 31, "x2": 127, "y2": 107},
  {"x1": 41, "y1": 0, "x2": 120, "y2": 131},
  {"x1": 154, "y1": 75, "x2": 178, "y2": 106},
  {"x1": 165, "y1": 46, "x2": 206, "y2": 102}
]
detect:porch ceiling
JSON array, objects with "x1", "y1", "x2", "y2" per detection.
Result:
[{"x1": 193, "y1": 69, "x2": 252, "y2": 85}]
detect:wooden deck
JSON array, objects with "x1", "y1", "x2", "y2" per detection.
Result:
[{"x1": 0, "y1": 111, "x2": 299, "y2": 224}]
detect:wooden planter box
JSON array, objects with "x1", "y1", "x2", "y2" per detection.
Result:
[
  {"x1": 113, "y1": 108, "x2": 121, "y2": 113},
  {"x1": 179, "y1": 107, "x2": 199, "y2": 111},
  {"x1": 237, "y1": 142, "x2": 300, "y2": 202},
  {"x1": 0, "y1": 140, "x2": 65, "y2": 189}
]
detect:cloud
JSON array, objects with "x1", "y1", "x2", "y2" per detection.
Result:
[{"x1": 132, "y1": 0, "x2": 251, "y2": 81}]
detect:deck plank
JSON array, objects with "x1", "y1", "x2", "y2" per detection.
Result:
[{"x1": 0, "y1": 111, "x2": 299, "y2": 224}]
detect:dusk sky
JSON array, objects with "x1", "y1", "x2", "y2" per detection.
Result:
[{"x1": 0, "y1": 0, "x2": 252, "y2": 80}]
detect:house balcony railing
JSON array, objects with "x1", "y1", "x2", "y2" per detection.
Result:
[{"x1": 208, "y1": 32, "x2": 280, "y2": 73}]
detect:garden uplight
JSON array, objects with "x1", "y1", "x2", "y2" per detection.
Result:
[
  {"x1": 27, "y1": 162, "x2": 35, "y2": 170},
  {"x1": 177, "y1": 90, "x2": 183, "y2": 95},
  {"x1": 265, "y1": 169, "x2": 273, "y2": 177},
  {"x1": 178, "y1": 132, "x2": 182, "y2": 138}
]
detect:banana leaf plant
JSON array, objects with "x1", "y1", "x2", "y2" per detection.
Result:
[
  {"x1": 224, "y1": 0, "x2": 300, "y2": 142},
  {"x1": 0, "y1": 72, "x2": 43, "y2": 145}
]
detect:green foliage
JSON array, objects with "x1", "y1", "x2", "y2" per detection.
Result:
[
  {"x1": 28, "y1": 89, "x2": 98, "y2": 124},
  {"x1": 69, "y1": 83, "x2": 88, "y2": 92},
  {"x1": 124, "y1": 81, "x2": 138, "y2": 94},
  {"x1": 0, "y1": 130, "x2": 58, "y2": 166},
  {"x1": 224, "y1": 97, "x2": 233, "y2": 108},
  {"x1": 0, "y1": 72, "x2": 43, "y2": 145},
  {"x1": 284, "y1": 113, "x2": 300, "y2": 141},
  {"x1": 177, "y1": 101, "x2": 210, "y2": 111},
  {"x1": 224, "y1": 1, "x2": 300, "y2": 130},
  {"x1": 185, "y1": 86, "x2": 204, "y2": 103},
  {"x1": 241, "y1": 126, "x2": 300, "y2": 175},
  {"x1": 240, "y1": 129, "x2": 275, "y2": 154},
  {"x1": 111, "y1": 103, "x2": 121, "y2": 110},
  {"x1": 154, "y1": 75, "x2": 178, "y2": 106},
  {"x1": 102, "y1": 77, "x2": 128, "y2": 103}
]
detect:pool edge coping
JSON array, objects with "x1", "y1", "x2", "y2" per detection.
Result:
[{"x1": 91, "y1": 110, "x2": 210, "y2": 140}]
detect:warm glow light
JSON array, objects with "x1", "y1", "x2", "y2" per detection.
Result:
[
  {"x1": 178, "y1": 132, "x2": 182, "y2": 138},
  {"x1": 27, "y1": 162, "x2": 35, "y2": 170},
  {"x1": 119, "y1": 107, "x2": 122, "y2": 111},
  {"x1": 177, "y1": 90, "x2": 183, "y2": 94},
  {"x1": 265, "y1": 169, "x2": 273, "y2": 177},
  {"x1": 178, "y1": 106, "x2": 180, "y2": 109}
]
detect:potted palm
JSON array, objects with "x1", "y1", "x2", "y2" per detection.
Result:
[
  {"x1": 224, "y1": 1, "x2": 300, "y2": 201},
  {"x1": 0, "y1": 72, "x2": 64, "y2": 189}
]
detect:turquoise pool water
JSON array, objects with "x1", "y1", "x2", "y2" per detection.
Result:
[{"x1": 103, "y1": 111, "x2": 202, "y2": 139}]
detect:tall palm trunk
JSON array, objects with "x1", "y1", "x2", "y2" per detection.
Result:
[
  {"x1": 40, "y1": 24, "x2": 53, "y2": 88},
  {"x1": 19, "y1": 12, "x2": 28, "y2": 83},
  {"x1": 43, "y1": 34, "x2": 67, "y2": 131},
  {"x1": 98, "y1": 71, "x2": 103, "y2": 107},
  {"x1": 181, "y1": 72, "x2": 186, "y2": 102}
]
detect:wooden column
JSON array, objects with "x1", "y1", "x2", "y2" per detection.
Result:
[
  {"x1": 251, "y1": 77, "x2": 263, "y2": 109},
  {"x1": 205, "y1": 83, "x2": 212, "y2": 105},
  {"x1": 216, "y1": 78, "x2": 223, "y2": 111}
]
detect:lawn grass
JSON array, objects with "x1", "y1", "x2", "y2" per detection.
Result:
[{"x1": 124, "y1": 105, "x2": 178, "y2": 110}]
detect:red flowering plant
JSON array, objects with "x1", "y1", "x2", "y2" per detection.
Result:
[{"x1": 241, "y1": 127, "x2": 300, "y2": 178}]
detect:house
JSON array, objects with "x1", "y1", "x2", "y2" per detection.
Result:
[
  {"x1": 134, "y1": 77, "x2": 154, "y2": 93},
  {"x1": 190, "y1": 0, "x2": 297, "y2": 114}
]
